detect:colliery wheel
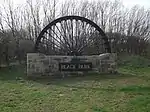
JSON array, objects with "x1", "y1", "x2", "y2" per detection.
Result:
[{"x1": 35, "y1": 16, "x2": 111, "y2": 55}]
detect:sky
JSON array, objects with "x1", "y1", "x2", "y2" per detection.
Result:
[
  {"x1": 0, "y1": 0, "x2": 150, "y2": 9},
  {"x1": 122, "y1": 0, "x2": 150, "y2": 8}
]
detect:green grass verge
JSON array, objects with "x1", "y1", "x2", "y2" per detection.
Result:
[{"x1": 0, "y1": 56, "x2": 150, "y2": 112}]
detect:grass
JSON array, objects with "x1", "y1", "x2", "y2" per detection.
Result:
[{"x1": 0, "y1": 56, "x2": 150, "y2": 112}]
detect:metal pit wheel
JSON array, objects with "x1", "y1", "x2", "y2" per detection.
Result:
[{"x1": 35, "y1": 16, "x2": 111, "y2": 55}]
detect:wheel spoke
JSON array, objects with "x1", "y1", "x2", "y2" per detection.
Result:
[
  {"x1": 40, "y1": 36, "x2": 67, "y2": 53},
  {"x1": 78, "y1": 29, "x2": 98, "y2": 52},
  {"x1": 60, "y1": 21, "x2": 72, "y2": 50},
  {"x1": 55, "y1": 23, "x2": 72, "y2": 50},
  {"x1": 45, "y1": 30, "x2": 69, "y2": 51}
]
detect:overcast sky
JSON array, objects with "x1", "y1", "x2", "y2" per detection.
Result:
[{"x1": 0, "y1": 0, "x2": 150, "y2": 9}]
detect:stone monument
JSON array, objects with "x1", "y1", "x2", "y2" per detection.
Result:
[{"x1": 27, "y1": 16, "x2": 117, "y2": 77}]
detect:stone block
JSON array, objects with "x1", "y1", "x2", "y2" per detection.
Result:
[{"x1": 27, "y1": 53, "x2": 117, "y2": 77}]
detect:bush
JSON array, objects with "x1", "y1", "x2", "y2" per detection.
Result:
[{"x1": 118, "y1": 55, "x2": 150, "y2": 68}]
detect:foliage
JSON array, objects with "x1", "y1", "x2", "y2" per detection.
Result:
[
  {"x1": 108, "y1": 33, "x2": 149, "y2": 56},
  {"x1": 118, "y1": 55, "x2": 150, "y2": 68}
]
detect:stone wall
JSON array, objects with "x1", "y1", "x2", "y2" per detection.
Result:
[{"x1": 27, "y1": 53, "x2": 117, "y2": 77}]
